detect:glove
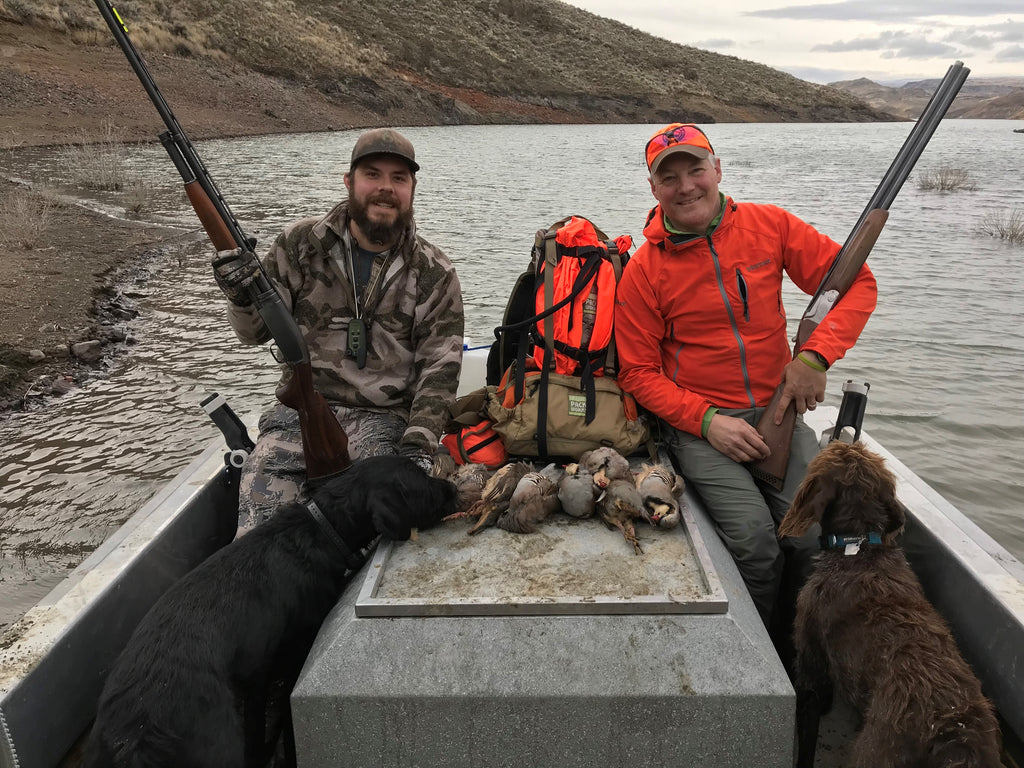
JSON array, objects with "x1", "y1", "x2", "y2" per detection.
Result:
[
  {"x1": 431, "y1": 449, "x2": 457, "y2": 479},
  {"x1": 399, "y1": 445, "x2": 435, "y2": 475},
  {"x1": 211, "y1": 247, "x2": 261, "y2": 307}
]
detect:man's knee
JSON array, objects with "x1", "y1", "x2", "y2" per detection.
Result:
[{"x1": 237, "y1": 435, "x2": 306, "y2": 530}]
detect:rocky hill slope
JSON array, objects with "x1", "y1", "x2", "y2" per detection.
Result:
[{"x1": 0, "y1": 0, "x2": 890, "y2": 148}]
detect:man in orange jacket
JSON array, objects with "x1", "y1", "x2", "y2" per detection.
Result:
[{"x1": 616, "y1": 123, "x2": 877, "y2": 635}]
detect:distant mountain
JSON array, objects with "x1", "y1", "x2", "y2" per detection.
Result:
[{"x1": 829, "y1": 76, "x2": 1024, "y2": 120}]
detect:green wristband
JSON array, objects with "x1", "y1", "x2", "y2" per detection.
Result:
[
  {"x1": 797, "y1": 351, "x2": 827, "y2": 373},
  {"x1": 701, "y1": 406, "x2": 719, "y2": 438}
]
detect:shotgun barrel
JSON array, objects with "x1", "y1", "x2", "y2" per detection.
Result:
[{"x1": 749, "y1": 61, "x2": 970, "y2": 491}]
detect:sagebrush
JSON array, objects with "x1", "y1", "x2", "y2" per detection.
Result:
[{"x1": 980, "y1": 209, "x2": 1024, "y2": 245}]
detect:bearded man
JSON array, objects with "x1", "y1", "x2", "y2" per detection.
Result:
[{"x1": 212, "y1": 128, "x2": 464, "y2": 532}]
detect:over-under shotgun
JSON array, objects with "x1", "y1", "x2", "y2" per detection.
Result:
[
  {"x1": 749, "y1": 61, "x2": 970, "y2": 491},
  {"x1": 95, "y1": 0, "x2": 350, "y2": 479}
]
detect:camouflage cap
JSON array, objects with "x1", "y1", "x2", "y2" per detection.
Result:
[{"x1": 350, "y1": 128, "x2": 420, "y2": 173}]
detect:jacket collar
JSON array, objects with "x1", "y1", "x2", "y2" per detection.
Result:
[{"x1": 642, "y1": 194, "x2": 735, "y2": 251}]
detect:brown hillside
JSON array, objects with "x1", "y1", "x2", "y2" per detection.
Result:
[{"x1": 0, "y1": 0, "x2": 890, "y2": 149}]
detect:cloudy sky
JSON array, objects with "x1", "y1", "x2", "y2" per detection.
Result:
[{"x1": 561, "y1": 0, "x2": 1024, "y2": 84}]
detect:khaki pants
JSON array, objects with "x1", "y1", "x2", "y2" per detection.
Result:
[
  {"x1": 237, "y1": 403, "x2": 406, "y2": 533},
  {"x1": 663, "y1": 408, "x2": 821, "y2": 628}
]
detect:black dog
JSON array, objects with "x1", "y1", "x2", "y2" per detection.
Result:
[{"x1": 82, "y1": 455, "x2": 455, "y2": 768}]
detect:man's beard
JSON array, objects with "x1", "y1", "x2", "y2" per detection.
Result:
[{"x1": 348, "y1": 192, "x2": 413, "y2": 246}]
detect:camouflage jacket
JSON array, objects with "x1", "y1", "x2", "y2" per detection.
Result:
[{"x1": 225, "y1": 200, "x2": 464, "y2": 454}]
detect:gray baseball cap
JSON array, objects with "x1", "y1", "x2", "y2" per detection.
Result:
[{"x1": 349, "y1": 128, "x2": 419, "y2": 173}]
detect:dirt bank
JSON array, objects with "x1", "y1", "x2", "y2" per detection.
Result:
[{"x1": 0, "y1": 178, "x2": 192, "y2": 410}]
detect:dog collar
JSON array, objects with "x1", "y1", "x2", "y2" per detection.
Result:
[
  {"x1": 820, "y1": 532, "x2": 883, "y2": 555},
  {"x1": 305, "y1": 500, "x2": 367, "y2": 571}
]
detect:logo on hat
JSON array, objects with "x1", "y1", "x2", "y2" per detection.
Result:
[{"x1": 645, "y1": 123, "x2": 714, "y2": 174}]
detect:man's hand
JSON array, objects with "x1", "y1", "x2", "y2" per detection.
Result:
[
  {"x1": 706, "y1": 413, "x2": 771, "y2": 463},
  {"x1": 211, "y1": 247, "x2": 261, "y2": 307},
  {"x1": 773, "y1": 354, "x2": 827, "y2": 425},
  {"x1": 399, "y1": 444, "x2": 435, "y2": 475}
]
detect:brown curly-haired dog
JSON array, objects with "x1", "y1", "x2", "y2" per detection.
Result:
[{"x1": 778, "y1": 441, "x2": 1001, "y2": 768}]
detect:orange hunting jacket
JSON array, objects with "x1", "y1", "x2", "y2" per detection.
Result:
[{"x1": 616, "y1": 197, "x2": 877, "y2": 438}]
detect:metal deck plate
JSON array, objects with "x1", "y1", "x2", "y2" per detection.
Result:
[{"x1": 355, "y1": 502, "x2": 727, "y2": 616}]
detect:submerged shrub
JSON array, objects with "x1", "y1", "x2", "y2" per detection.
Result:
[
  {"x1": 917, "y1": 165, "x2": 977, "y2": 192},
  {"x1": 980, "y1": 209, "x2": 1024, "y2": 245}
]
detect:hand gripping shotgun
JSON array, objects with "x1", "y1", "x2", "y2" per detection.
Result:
[
  {"x1": 95, "y1": 0, "x2": 350, "y2": 479},
  {"x1": 749, "y1": 60, "x2": 970, "y2": 490}
]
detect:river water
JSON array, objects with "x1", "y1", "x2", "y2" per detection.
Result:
[{"x1": 1, "y1": 121, "x2": 1022, "y2": 630}]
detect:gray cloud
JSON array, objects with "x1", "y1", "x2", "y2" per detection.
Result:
[
  {"x1": 994, "y1": 43, "x2": 1024, "y2": 61},
  {"x1": 810, "y1": 20, "x2": 1024, "y2": 62},
  {"x1": 694, "y1": 38, "x2": 736, "y2": 49},
  {"x1": 813, "y1": 30, "x2": 914, "y2": 52},
  {"x1": 944, "y1": 29, "x2": 997, "y2": 50},
  {"x1": 749, "y1": 1, "x2": 1023, "y2": 22},
  {"x1": 881, "y1": 39, "x2": 962, "y2": 58}
]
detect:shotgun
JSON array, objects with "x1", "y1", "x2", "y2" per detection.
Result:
[
  {"x1": 95, "y1": 0, "x2": 350, "y2": 479},
  {"x1": 749, "y1": 60, "x2": 970, "y2": 491}
]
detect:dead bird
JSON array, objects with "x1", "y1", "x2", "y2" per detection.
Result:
[
  {"x1": 447, "y1": 462, "x2": 492, "y2": 517},
  {"x1": 634, "y1": 463, "x2": 685, "y2": 529},
  {"x1": 497, "y1": 463, "x2": 563, "y2": 534},
  {"x1": 596, "y1": 478, "x2": 648, "y2": 555},
  {"x1": 578, "y1": 446, "x2": 632, "y2": 489},
  {"x1": 557, "y1": 462, "x2": 599, "y2": 519},
  {"x1": 464, "y1": 461, "x2": 533, "y2": 535}
]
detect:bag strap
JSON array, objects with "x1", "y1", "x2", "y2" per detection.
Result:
[
  {"x1": 455, "y1": 424, "x2": 502, "y2": 464},
  {"x1": 604, "y1": 246, "x2": 624, "y2": 378}
]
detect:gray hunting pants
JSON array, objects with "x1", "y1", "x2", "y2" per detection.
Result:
[
  {"x1": 663, "y1": 407, "x2": 821, "y2": 629},
  {"x1": 237, "y1": 403, "x2": 406, "y2": 534}
]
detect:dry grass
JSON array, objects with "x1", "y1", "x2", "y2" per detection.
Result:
[
  {"x1": 0, "y1": 187, "x2": 56, "y2": 250},
  {"x1": 121, "y1": 177, "x2": 156, "y2": 217},
  {"x1": 56, "y1": 125, "x2": 132, "y2": 191},
  {"x1": 980, "y1": 209, "x2": 1024, "y2": 244},
  {"x1": 917, "y1": 165, "x2": 978, "y2": 192}
]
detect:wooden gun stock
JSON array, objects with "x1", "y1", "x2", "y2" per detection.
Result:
[
  {"x1": 276, "y1": 365, "x2": 351, "y2": 480},
  {"x1": 749, "y1": 209, "x2": 888, "y2": 490}
]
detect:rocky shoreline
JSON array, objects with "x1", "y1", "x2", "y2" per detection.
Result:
[{"x1": 0, "y1": 177, "x2": 191, "y2": 413}]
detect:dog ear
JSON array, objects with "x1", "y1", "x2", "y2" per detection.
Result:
[
  {"x1": 882, "y1": 498, "x2": 907, "y2": 543},
  {"x1": 778, "y1": 472, "x2": 834, "y2": 539}
]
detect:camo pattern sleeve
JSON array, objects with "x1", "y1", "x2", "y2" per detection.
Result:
[{"x1": 222, "y1": 201, "x2": 463, "y2": 453}]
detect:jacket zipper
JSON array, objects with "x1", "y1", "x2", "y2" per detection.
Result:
[{"x1": 710, "y1": 240, "x2": 755, "y2": 407}]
